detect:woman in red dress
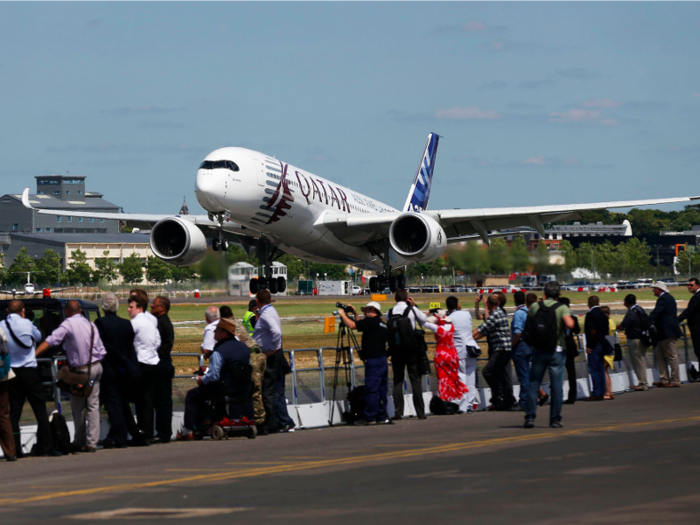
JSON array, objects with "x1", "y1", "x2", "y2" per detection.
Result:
[{"x1": 424, "y1": 310, "x2": 468, "y2": 403}]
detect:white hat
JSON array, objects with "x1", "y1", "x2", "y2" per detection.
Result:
[
  {"x1": 362, "y1": 301, "x2": 382, "y2": 314},
  {"x1": 652, "y1": 281, "x2": 669, "y2": 293},
  {"x1": 427, "y1": 309, "x2": 452, "y2": 324}
]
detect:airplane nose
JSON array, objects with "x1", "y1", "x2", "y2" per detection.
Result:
[{"x1": 195, "y1": 169, "x2": 224, "y2": 212}]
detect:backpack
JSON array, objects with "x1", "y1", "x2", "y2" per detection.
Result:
[
  {"x1": 49, "y1": 410, "x2": 71, "y2": 455},
  {"x1": 345, "y1": 386, "x2": 365, "y2": 424},
  {"x1": 635, "y1": 306, "x2": 654, "y2": 348},
  {"x1": 429, "y1": 395, "x2": 460, "y2": 415},
  {"x1": 387, "y1": 307, "x2": 417, "y2": 353},
  {"x1": 524, "y1": 301, "x2": 564, "y2": 352}
]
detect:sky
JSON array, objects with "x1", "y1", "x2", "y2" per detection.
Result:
[{"x1": 1, "y1": 2, "x2": 699, "y2": 216}]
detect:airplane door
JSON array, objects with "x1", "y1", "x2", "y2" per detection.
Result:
[{"x1": 253, "y1": 158, "x2": 265, "y2": 187}]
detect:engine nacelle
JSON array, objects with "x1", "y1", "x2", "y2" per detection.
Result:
[
  {"x1": 389, "y1": 212, "x2": 447, "y2": 262},
  {"x1": 150, "y1": 217, "x2": 208, "y2": 266}
]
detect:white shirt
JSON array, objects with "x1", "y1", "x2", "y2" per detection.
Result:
[
  {"x1": 385, "y1": 301, "x2": 428, "y2": 330},
  {"x1": 253, "y1": 305, "x2": 282, "y2": 352},
  {"x1": 202, "y1": 319, "x2": 219, "y2": 352},
  {"x1": 131, "y1": 311, "x2": 161, "y2": 365},
  {"x1": 4, "y1": 313, "x2": 42, "y2": 368},
  {"x1": 448, "y1": 310, "x2": 477, "y2": 359}
]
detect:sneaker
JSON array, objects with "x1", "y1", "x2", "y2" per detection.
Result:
[
  {"x1": 550, "y1": 421, "x2": 564, "y2": 429},
  {"x1": 524, "y1": 418, "x2": 535, "y2": 429}
]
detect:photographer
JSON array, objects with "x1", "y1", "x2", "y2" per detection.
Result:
[{"x1": 337, "y1": 301, "x2": 390, "y2": 426}]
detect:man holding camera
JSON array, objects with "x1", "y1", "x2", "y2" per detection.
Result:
[{"x1": 338, "y1": 301, "x2": 390, "y2": 426}]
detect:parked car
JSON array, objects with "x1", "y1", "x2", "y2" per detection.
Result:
[{"x1": 352, "y1": 286, "x2": 363, "y2": 295}]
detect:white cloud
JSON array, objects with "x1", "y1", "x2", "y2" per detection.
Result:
[
  {"x1": 582, "y1": 98, "x2": 622, "y2": 108},
  {"x1": 524, "y1": 156, "x2": 546, "y2": 165},
  {"x1": 549, "y1": 109, "x2": 618, "y2": 126},
  {"x1": 435, "y1": 106, "x2": 501, "y2": 120},
  {"x1": 564, "y1": 157, "x2": 580, "y2": 165}
]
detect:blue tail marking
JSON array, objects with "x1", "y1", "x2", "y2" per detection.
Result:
[{"x1": 404, "y1": 132, "x2": 440, "y2": 212}]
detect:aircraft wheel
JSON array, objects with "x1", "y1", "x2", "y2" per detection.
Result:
[
  {"x1": 221, "y1": 239, "x2": 229, "y2": 251},
  {"x1": 369, "y1": 277, "x2": 378, "y2": 294},
  {"x1": 277, "y1": 277, "x2": 287, "y2": 293},
  {"x1": 212, "y1": 238, "x2": 221, "y2": 251},
  {"x1": 269, "y1": 278, "x2": 279, "y2": 294},
  {"x1": 377, "y1": 275, "x2": 387, "y2": 292},
  {"x1": 211, "y1": 425, "x2": 225, "y2": 441},
  {"x1": 249, "y1": 279, "x2": 259, "y2": 294},
  {"x1": 389, "y1": 276, "x2": 398, "y2": 293},
  {"x1": 397, "y1": 274, "x2": 406, "y2": 289}
]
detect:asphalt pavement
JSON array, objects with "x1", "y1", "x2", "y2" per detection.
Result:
[{"x1": 3, "y1": 383, "x2": 700, "y2": 523}]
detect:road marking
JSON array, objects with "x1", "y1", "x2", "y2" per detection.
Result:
[{"x1": 3, "y1": 415, "x2": 699, "y2": 507}]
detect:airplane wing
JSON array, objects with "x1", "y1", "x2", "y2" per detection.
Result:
[
  {"x1": 324, "y1": 195, "x2": 700, "y2": 246},
  {"x1": 21, "y1": 188, "x2": 256, "y2": 238}
]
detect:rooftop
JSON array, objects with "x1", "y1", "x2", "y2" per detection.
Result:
[{"x1": 9, "y1": 232, "x2": 150, "y2": 244}]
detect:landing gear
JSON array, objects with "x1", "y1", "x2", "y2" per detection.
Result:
[
  {"x1": 248, "y1": 239, "x2": 286, "y2": 295},
  {"x1": 212, "y1": 238, "x2": 229, "y2": 252},
  {"x1": 368, "y1": 243, "x2": 404, "y2": 294},
  {"x1": 211, "y1": 213, "x2": 229, "y2": 252}
]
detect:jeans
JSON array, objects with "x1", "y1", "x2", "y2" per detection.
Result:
[
  {"x1": 364, "y1": 357, "x2": 388, "y2": 422},
  {"x1": 587, "y1": 343, "x2": 606, "y2": 397},
  {"x1": 526, "y1": 350, "x2": 566, "y2": 422},
  {"x1": 512, "y1": 342, "x2": 532, "y2": 407}
]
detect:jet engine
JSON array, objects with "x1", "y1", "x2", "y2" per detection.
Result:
[
  {"x1": 150, "y1": 217, "x2": 208, "y2": 266},
  {"x1": 389, "y1": 212, "x2": 447, "y2": 262}
]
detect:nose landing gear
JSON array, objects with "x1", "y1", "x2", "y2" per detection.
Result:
[{"x1": 212, "y1": 238, "x2": 229, "y2": 251}]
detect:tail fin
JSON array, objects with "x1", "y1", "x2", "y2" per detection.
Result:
[{"x1": 403, "y1": 132, "x2": 440, "y2": 212}]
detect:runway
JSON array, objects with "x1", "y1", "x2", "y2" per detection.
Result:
[{"x1": 3, "y1": 384, "x2": 699, "y2": 524}]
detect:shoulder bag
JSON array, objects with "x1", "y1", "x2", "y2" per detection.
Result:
[{"x1": 56, "y1": 325, "x2": 96, "y2": 397}]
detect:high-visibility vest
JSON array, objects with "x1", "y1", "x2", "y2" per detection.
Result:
[{"x1": 242, "y1": 310, "x2": 255, "y2": 337}]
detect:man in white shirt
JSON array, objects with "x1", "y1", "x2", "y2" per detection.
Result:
[
  {"x1": 127, "y1": 291, "x2": 161, "y2": 444},
  {"x1": 201, "y1": 306, "x2": 220, "y2": 353},
  {"x1": 446, "y1": 296, "x2": 479, "y2": 413},
  {"x1": 386, "y1": 289, "x2": 428, "y2": 420}
]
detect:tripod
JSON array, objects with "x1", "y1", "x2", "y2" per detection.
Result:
[{"x1": 328, "y1": 315, "x2": 361, "y2": 426}]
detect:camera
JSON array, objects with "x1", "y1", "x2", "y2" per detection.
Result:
[{"x1": 333, "y1": 302, "x2": 354, "y2": 316}]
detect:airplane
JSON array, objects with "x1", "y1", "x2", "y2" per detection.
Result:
[
  {"x1": 21, "y1": 132, "x2": 700, "y2": 295},
  {"x1": 0, "y1": 271, "x2": 74, "y2": 298}
]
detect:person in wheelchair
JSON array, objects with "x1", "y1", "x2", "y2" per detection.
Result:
[{"x1": 177, "y1": 317, "x2": 252, "y2": 441}]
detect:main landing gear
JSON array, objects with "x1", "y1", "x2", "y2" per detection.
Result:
[
  {"x1": 248, "y1": 240, "x2": 287, "y2": 295},
  {"x1": 368, "y1": 243, "x2": 405, "y2": 294}
]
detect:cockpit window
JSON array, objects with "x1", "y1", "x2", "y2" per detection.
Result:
[{"x1": 199, "y1": 160, "x2": 239, "y2": 172}]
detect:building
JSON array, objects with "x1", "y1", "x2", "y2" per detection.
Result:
[
  {"x1": 4, "y1": 233, "x2": 152, "y2": 276},
  {"x1": 0, "y1": 175, "x2": 120, "y2": 234}
]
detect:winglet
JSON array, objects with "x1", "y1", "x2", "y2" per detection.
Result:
[
  {"x1": 21, "y1": 188, "x2": 36, "y2": 210},
  {"x1": 403, "y1": 132, "x2": 440, "y2": 212}
]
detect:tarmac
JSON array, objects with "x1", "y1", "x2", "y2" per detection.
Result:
[{"x1": 2, "y1": 384, "x2": 700, "y2": 524}]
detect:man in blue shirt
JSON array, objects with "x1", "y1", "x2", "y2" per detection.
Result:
[
  {"x1": 5, "y1": 300, "x2": 59, "y2": 457},
  {"x1": 511, "y1": 291, "x2": 531, "y2": 410}
]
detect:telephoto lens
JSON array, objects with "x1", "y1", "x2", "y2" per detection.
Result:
[{"x1": 336, "y1": 302, "x2": 347, "y2": 309}]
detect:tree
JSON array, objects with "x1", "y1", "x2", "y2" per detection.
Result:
[
  {"x1": 675, "y1": 249, "x2": 700, "y2": 277},
  {"x1": 93, "y1": 250, "x2": 119, "y2": 284},
  {"x1": 119, "y1": 253, "x2": 144, "y2": 284},
  {"x1": 197, "y1": 251, "x2": 227, "y2": 281},
  {"x1": 510, "y1": 236, "x2": 531, "y2": 273},
  {"x1": 532, "y1": 242, "x2": 554, "y2": 275},
  {"x1": 0, "y1": 253, "x2": 6, "y2": 284},
  {"x1": 64, "y1": 249, "x2": 94, "y2": 285},
  {"x1": 278, "y1": 254, "x2": 304, "y2": 281},
  {"x1": 35, "y1": 249, "x2": 62, "y2": 285},
  {"x1": 6, "y1": 247, "x2": 37, "y2": 285},
  {"x1": 171, "y1": 265, "x2": 198, "y2": 283},
  {"x1": 559, "y1": 240, "x2": 577, "y2": 273},
  {"x1": 146, "y1": 256, "x2": 172, "y2": 284}
]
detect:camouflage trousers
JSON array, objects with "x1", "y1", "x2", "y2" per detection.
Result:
[{"x1": 250, "y1": 351, "x2": 267, "y2": 425}]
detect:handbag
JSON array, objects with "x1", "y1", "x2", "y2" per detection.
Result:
[
  {"x1": 55, "y1": 325, "x2": 95, "y2": 397},
  {"x1": 467, "y1": 345, "x2": 482, "y2": 358}
]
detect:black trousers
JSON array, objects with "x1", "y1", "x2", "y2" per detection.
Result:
[
  {"x1": 482, "y1": 351, "x2": 516, "y2": 409},
  {"x1": 691, "y1": 332, "x2": 700, "y2": 364},
  {"x1": 262, "y1": 351, "x2": 280, "y2": 431},
  {"x1": 135, "y1": 363, "x2": 158, "y2": 440},
  {"x1": 100, "y1": 361, "x2": 131, "y2": 447},
  {"x1": 565, "y1": 351, "x2": 578, "y2": 402},
  {"x1": 184, "y1": 383, "x2": 221, "y2": 431},
  {"x1": 154, "y1": 359, "x2": 175, "y2": 440},
  {"x1": 9, "y1": 367, "x2": 53, "y2": 455},
  {"x1": 391, "y1": 351, "x2": 424, "y2": 417}
]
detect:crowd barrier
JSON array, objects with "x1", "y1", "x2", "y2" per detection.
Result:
[{"x1": 14, "y1": 325, "x2": 698, "y2": 454}]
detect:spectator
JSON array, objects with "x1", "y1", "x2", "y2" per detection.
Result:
[
  {"x1": 338, "y1": 301, "x2": 390, "y2": 425},
  {"x1": 473, "y1": 294, "x2": 516, "y2": 411},
  {"x1": 202, "y1": 306, "x2": 220, "y2": 353},
  {"x1": 5, "y1": 300, "x2": 59, "y2": 457},
  {"x1": 128, "y1": 292, "x2": 161, "y2": 444},
  {"x1": 386, "y1": 288, "x2": 428, "y2": 420},
  {"x1": 617, "y1": 294, "x2": 649, "y2": 391},
  {"x1": 511, "y1": 291, "x2": 532, "y2": 411},
  {"x1": 600, "y1": 306, "x2": 616, "y2": 400},
  {"x1": 559, "y1": 297, "x2": 581, "y2": 404},
  {"x1": 445, "y1": 296, "x2": 479, "y2": 413},
  {"x1": 242, "y1": 300, "x2": 258, "y2": 338},
  {"x1": 0, "y1": 325, "x2": 16, "y2": 461},
  {"x1": 523, "y1": 282, "x2": 574, "y2": 429},
  {"x1": 36, "y1": 300, "x2": 106, "y2": 453},
  {"x1": 585, "y1": 296, "x2": 610, "y2": 401},
  {"x1": 253, "y1": 289, "x2": 295, "y2": 433},
  {"x1": 220, "y1": 306, "x2": 266, "y2": 432},
  {"x1": 678, "y1": 277, "x2": 700, "y2": 366},
  {"x1": 95, "y1": 293, "x2": 140, "y2": 449},
  {"x1": 178, "y1": 318, "x2": 251, "y2": 440},
  {"x1": 649, "y1": 281, "x2": 683, "y2": 388},
  {"x1": 424, "y1": 309, "x2": 468, "y2": 406},
  {"x1": 151, "y1": 296, "x2": 174, "y2": 443}
]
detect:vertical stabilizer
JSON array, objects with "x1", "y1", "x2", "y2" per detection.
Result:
[{"x1": 403, "y1": 132, "x2": 440, "y2": 212}]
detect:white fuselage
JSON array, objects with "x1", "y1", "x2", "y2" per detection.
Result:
[{"x1": 194, "y1": 147, "x2": 405, "y2": 271}]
